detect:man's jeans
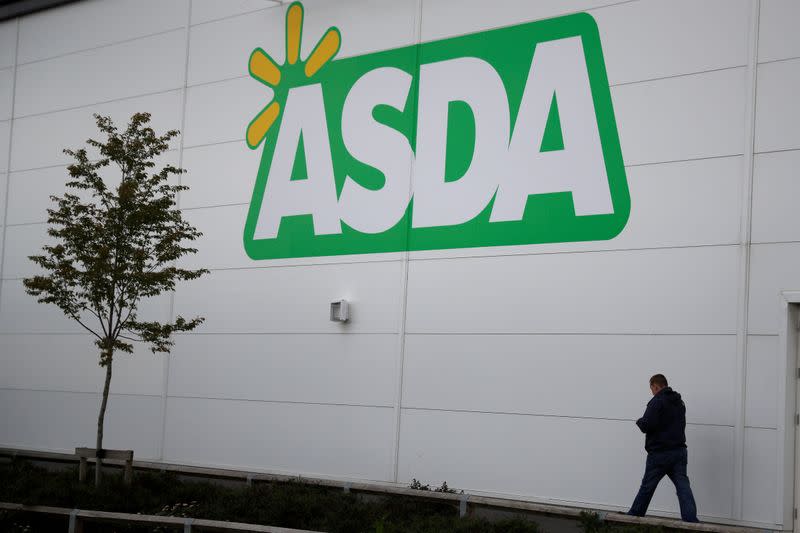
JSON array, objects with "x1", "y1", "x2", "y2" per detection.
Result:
[{"x1": 628, "y1": 447, "x2": 698, "y2": 522}]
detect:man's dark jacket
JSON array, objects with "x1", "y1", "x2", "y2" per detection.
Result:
[{"x1": 636, "y1": 387, "x2": 687, "y2": 453}]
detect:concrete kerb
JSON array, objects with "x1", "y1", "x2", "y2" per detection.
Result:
[{"x1": 0, "y1": 447, "x2": 778, "y2": 533}]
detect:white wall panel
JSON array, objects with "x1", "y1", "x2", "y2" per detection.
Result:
[
  {"x1": 420, "y1": 0, "x2": 621, "y2": 42},
  {"x1": 742, "y1": 427, "x2": 779, "y2": 525},
  {"x1": 105, "y1": 347, "x2": 166, "y2": 397},
  {"x1": 614, "y1": 156, "x2": 741, "y2": 249},
  {"x1": 0, "y1": 280, "x2": 171, "y2": 334},
  {"x1": 6, "y1": 166, "x2": 67, "y2": 225},
  {"x1": 755, "y1": 59, "x2": 800, "y2": 153},
  {"x1": 0, "y1": 20, "x2": 16, "y2": 69},
  {"x1": 406, "y1": 246, "x2": 739, "y2": 335},
  {"x1": 2, "y1": 222, "x2": 50, "y2": 279},
  {"x1": 17, "y1": 0, "x2": 189, "y2": 65},
  {"x1": 0, "y1": 389, "x2": 91, "y2": 452},
  {"x1": 758, "y1": 0, "x2": 800, "y2": 64},
  {"x1": 0, "y1": 67, "x2": 12, "y2": 121},
  {"x1": 752, "y1": 150, "x2": 800, "y2": 244},
  {"x1": 174, "y1": 262, "x2": 402, "y2": 334},
  {"x1": 594, "y1": 0, "x2": 748, "y2": 86},
  {"x1": 298, "y1": 0, "x2": 418, "y2": 59},
  {"x1": 168, "y1": 333, "x2": 396, "y2": 406},
  {"x1": 0, "y1": 120, "x2": 9, "y2": 171},
  {"x1": 191, "y1": 0, "x2": 274, "y2": 26},
  {"x1": 188, "y1": 0, "x2": 417, "y2": 87},
  {"x1": 180, "y1": 204, "x2": 254, "y2": 270},
  {"x1": 183, "y1": 77, "x2": 263, "y2": 148},
  {"x1": 187, "y1": 7, "x2": 283, "y2": 86},
  {"x1": 612, "y1": 68, "x2": 746, "y2": 166},
  {"x1": 0, "y1": 334, "x2": 164, "y2": 397},
  {"x1": 748, "y1": 243, "x2": 800, "y2": 335},
  {"x1": 14, "y1": 30, "x2": 186, "y2": 117},
  {"x1": 0, "y1": 172, "x2": 7, "y2": 226},
  {"x1": 181, "y1": 141, "x2": 259, "y2": 209},
  {"x1": 0, "y1": 388, "x2": 163, "y2": 459},
  {"x1": 164, "y1": 397, "x2": 394, "y2": 480},
  {"x1": 0, "y1": 279, "x2": 83, "y2": 334},
  {"x1": 403, "y1": 334, "x2": 736, "y2": 426},
  {"x1": 397, "y1": 410, "x2": 733, "y2": 518},
  {"x1": 745, "y1": 335, "x2": 779, "y2": 429},
  {"x1": 11, "y1": 90, "x2": 182, "y2": 172}
]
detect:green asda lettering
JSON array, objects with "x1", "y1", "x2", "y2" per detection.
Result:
[{"x1": 244, "y1": 3, "x2": 629, "y2": 260}]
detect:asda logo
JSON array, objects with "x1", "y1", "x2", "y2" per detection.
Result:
[{"x1": 244, "y1": 3, "x2": 629, "y2": 260}]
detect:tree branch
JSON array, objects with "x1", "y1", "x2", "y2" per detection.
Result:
[{"x1": 70, "y1": 314, "x2": 104, "y2": 341}]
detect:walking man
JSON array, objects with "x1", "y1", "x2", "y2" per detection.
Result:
[{"x1": 628, "y1": 374, "x2": 699, "y2": 522}]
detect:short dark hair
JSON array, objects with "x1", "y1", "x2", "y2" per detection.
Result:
[{"x1": 650, "y1": 374, "x2": 668, "y2": 388}]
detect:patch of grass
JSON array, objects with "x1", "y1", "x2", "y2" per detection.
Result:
[
  {"x1": 0, "y1": 460, "x2": 541, "y2": 532},
  {"x1": 0, "y1": 461, "x2": 683, "y2": 533}
]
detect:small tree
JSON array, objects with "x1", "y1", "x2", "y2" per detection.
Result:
[{"x1": 23, "y1": 113, "x2": 208, "y2": 486}]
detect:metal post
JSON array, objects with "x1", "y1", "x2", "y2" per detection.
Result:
[
  {"x1": 68, "y1": 509, "x2": 82, "y2": 533},
  {"x1": 78, "y1": 458, "x2": 87, "y2": 482},
  {"x1": 459, "y1": 494, "x2": 469, "y2": 518},
  {"x1": 124, "y1": 459, "x2": 133, "y2": 485}
]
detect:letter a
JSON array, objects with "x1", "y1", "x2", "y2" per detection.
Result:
[
  {"x1": 491, "y1": 37, "x2": 613, "y2": 222},
  {"x1": 254, "y1": 84, "x2": 341, "y2": 239}
]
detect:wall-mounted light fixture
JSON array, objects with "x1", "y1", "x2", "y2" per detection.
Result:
[{"x1": 330, "y1": 300, "x2": 349, "y2": 322}]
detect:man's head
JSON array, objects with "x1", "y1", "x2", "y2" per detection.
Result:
[{"x1": 649, "y1": 374, "x2": 668, "y2": 396}]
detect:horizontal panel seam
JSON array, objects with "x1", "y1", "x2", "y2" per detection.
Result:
[
  {"x1": 11, "y1": 87, "x2": 182, "y2": 122},
  {"x1": 750, "y1": 241, "x2": 800, "y2": 247},
  {"x1": 403, "y1": 332, "x2": 738, "y2": 337},
  {"x1": 0, "y1": 387, "x2": 395, "y2": 409},
  {"x1": 756, "y1": 55, "x2": 800, "y2": 67},
  {"x1": 0, "y1": 331, "x2": 400, "y2": 335},
  {"x1": 625, "y1": 153, "x2": 743, "y2": 168},
  {"x1": 610, "y1": 64, "x2": 747, "y2": 88},
  {"x1": 0, "y1": 387, "x2": 160, "y2": 398},
  {"x1": 0, "y1": 243, "x2": 746, "y2": 278},
  {"x1": 0, "y1": 331, "x2": 738, "y2": 337},
  {"x1": 753, "y1": 147, "x2": 800, "y2": 156},
  {"x1": 165, "y1": 394, "x2": 393, "y2": 409},
  {"x1": 7, "y1": 148, "x2": 180, "y2": 175},
  {"x1": 189, "y1": 2, "x2": 283, "y2": 29},
  {"x1": 181, "y1": 138, "x2": 242, "y2": 151},
  {"x1": 404, "y1": 242, "x2": 742, "y2": 263},
  {"x1": 15, "y1": 26, "x2": 185, "y2": 68},
  {"x1": 400, "y1": 406, "x2": 733, "y2": 427}
]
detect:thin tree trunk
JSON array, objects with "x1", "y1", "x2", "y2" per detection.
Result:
[{"x1": 95, "y1": 356, "x2": 113, "y2": 487}]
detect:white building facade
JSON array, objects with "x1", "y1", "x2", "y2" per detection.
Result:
[{"x1": 0, "y1": 0, "x2": 799, "y2": 529}]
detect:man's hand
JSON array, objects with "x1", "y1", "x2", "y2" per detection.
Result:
[{"x1": 636, "y1": 400, "x2": 661, "y2": 433}]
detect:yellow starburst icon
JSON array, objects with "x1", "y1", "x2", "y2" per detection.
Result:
[{"x1": 246, "y1": 2, "x2": 341, "y2": 149}]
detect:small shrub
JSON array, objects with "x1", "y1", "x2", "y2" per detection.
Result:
[
  {"x1": 409, "y1": 478, "x2": 431, "y2": 491},
  {"x1": 409, "y1": 478, "x2": 461, "y2": 494}
]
